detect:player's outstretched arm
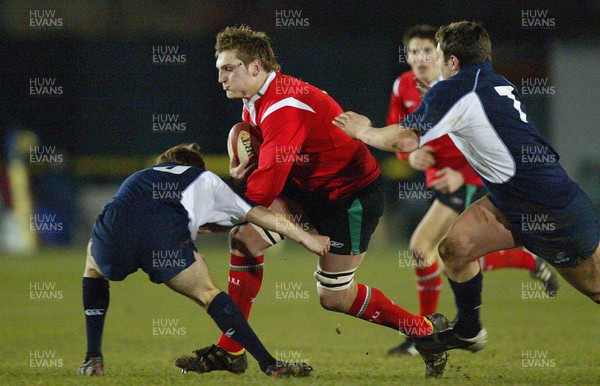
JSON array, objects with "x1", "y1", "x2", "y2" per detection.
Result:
[
  {"x1": 246, "y1": 206, "x2": 330, "y2": 256},
  {"x1": 333, "y1": 111, "x2": 419, "y2": 153}
]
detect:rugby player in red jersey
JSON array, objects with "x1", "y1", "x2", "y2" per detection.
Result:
[
  {"x1": 175, "y1": 25, "x2": 449, "y2": 378},
  {"x1": 386, "y1": 25, "x2": 558, "y2": 356}
]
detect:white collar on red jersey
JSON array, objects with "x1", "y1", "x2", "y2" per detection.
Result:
[
  {"x1": 243, "y1": 71, "x2": 277, "y2": 124},
  {"x1": 246, "y1": 71, "x2": 276, "y2": 104}
]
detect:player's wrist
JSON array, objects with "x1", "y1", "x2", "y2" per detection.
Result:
[{"x1": 355, "y1": 125, "x2": 372, "y2": 143}]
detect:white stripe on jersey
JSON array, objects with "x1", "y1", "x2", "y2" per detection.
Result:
[
  {"x1": 392, "y1": 77, "x2": 401, "y2": 97},
  {"x1": 260, "y1": 97, "x2": 316, "y2": 124},
  {"x1": 419, "y1": 71, "x2": 516, "y2": 183}
]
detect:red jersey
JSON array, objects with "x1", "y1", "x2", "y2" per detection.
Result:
[
  {"x1": 387, "y1": 70, "x2": 483, "y2": 187},
  {"x1": 242, "y1": 72, "x2": 380, "y2": 207}
]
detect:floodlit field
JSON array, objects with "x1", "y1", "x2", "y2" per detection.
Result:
[{"x1": 2, "y1": 237, "x2": 598, "y2": 385}]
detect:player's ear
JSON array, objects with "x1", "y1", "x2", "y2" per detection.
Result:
[
  {"x1": 251, "y1": 59, "x2": 262, "y2": 76},
  {"x1": 450, "y1": 55, "x2": 461, "y2": 72}
]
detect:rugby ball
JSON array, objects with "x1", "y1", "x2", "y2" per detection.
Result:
[{"x1": 227, "y1": 122, "x2": 261, "y2": 164}]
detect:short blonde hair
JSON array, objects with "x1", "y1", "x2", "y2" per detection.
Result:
[{"x1": 215, "y1": 25, "x2": 281, "y2": 72}]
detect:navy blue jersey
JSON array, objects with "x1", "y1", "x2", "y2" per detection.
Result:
[
  {"x1": 401, "y1": 61, "x2": 579, "y2": 214},
  {"x1": 91, "y1": 163, "x2": 256, "y2": 282},
  {"x1": 106, "y1": 162, "x2": 253, "y2": 241}
]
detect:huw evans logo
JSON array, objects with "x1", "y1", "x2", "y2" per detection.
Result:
[
  {"x1": 521, "y1": 213, "x2": 556, "y2": 233},
  {"x1": 30, "y1": 146, "x2": 63, "y2": 164},
  {"x1": 29, "y1": 350, "x2": 63, "y2": 368},
  {"x1": 398, "y1": 182, "x2": 433, "y2": 201},
  {"x1": 275, "y1": 282, "x2": 309, "y2": 301},
  {"x1": 152, "y1": 113, "x2": 187, "y2": 132},
  {"x1": 29, "y1": 10, "x2": 63, "y2": 29},
  {"x1": 152, "y1": 182, "x2": 181, "y2": 200},
  {"x1": 521, "y1": 78, "x2": 556, "y2": 96},
  {"x1": 152, "y1": 318, "x2": 187, "y2": 336},
  {"x1": 521, "y1": 145, "x2": 557, "y2": 165},
  {"x1": 30, "y1": 214, "x2": 63, "y2": 234},
  {"x1": 30, "y1": 78, "x2": 63, "y2": 97},
  {"x1": 152, "y1": 250, "x2": 188, "y2": 269},
  {"x1": 521, "y1": 350, "x2": 556, "y2": 368},
  {"x1": 521, "y1": 10, "x2": 555, "y2": 29},
  {"x1": 275, "y1": 10, "x2": 309, "y2": 29},
  {"x1": 29, "y1": 282, "x2": 63, "y2": 300},
  {"x1": 152, "y1": 46, "x2": 187, "y2": 65}
]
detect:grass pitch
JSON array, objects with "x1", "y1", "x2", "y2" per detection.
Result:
[{"x1": 1, "y1": 236, "x2": 598, "y2": 385}]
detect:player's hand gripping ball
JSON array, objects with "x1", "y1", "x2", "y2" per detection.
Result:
[{"x1": 227, "y1": 122, "x2": 261, "y2": 182}]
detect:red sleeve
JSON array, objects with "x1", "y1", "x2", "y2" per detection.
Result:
[
  {"x1": 245, "y1": 108, "x2": 311, "y2": 207},
  {"x1": 396, "y1": 151, "x2": 410, "y2": 161},
  {"x1": 386, "y1": 77, "x2": 409, "y2": 126},
  {"x1": 386, "y1": 77, "x2": 410, "y2": 160}
]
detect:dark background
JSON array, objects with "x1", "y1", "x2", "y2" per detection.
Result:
[
  {"x1": 4, "y1": 0, "x2": 598, "y2": 156},
  {"x1": 1, "y1": 0, "x2": 598, "y2": 246}
]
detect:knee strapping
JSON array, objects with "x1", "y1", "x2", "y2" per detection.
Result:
[
  {"x1": 314, "y1": 265, "x2": 357, "y2": 291},
  {"x1": 250, "y1": 223, "x2": 284, "y2": 246}
]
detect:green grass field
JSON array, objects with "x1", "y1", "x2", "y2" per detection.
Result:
[{"x1": 2, "y1": 236, "x2": 599, "y2": 385}]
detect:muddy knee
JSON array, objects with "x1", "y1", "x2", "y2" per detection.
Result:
[{"x1": 438, "y1": 236, "x2": 470, "y2": 269}]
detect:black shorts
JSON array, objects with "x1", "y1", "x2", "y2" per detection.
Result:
[
  {"x1": 281, "y1": 178, "x2": 384, "y2": 255},
  {"x1": 435, "y1": 184, "x2": 488, "y2": 213}
]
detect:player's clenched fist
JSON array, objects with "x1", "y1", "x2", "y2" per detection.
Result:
[
  {"x1": 408, "y1": 146, "x2": 435, "y2": 171},
  {"x1": 332, "y1": 111, "x2": 372, "y2": 140}
]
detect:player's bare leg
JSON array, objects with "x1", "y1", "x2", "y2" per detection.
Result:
[
  {"x1": 169, "y1": 252, "x2": 312, "y2": 377},
  {"x1": 83, "y1": 242, "x2": 104, "y2": 279},
  {"x1": 439, "y1": 196, "x2": 520, "y2": 280},
  {"x1": 411, "y1": 200, "x2": 459, "y2": 268},
  {"x1": 388, "y1": 200, "x2": 457, "y2": 356},
  {"x1": 410, "y1": 200, "x2": 455, "y2": 305},
  {"x1": 410, "y1": 201, "x2": 457, "y2": 314},
  {"x1": 78, "y1": 241, "x2": 108, "y2": 376},
  {"x1": 316, "y1": 251, "x2": 440, "y2": 332},
  {"x1": 317, "y1": 250, "x2": 449, "y2": 377},
  {"x1": 214, "y1": 197, "x2": 306, "y2": 356},
  {"x1": 554, "y1": 243, "x2": 600, "y2": 303},
  {"x1": 165, "y1": 252, "x2": 221, "y2": 307},
  {"x1": 414, "y1": 196, "x2": 520, "y2": 354},
  {"x1": 315, "y1": 251, "x2": 364, "y2": 311}
]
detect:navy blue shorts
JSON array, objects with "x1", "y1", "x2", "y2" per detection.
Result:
[
  {"x1": 91, "y1": 203, "x2": 197, "y2": 284},
  {"x1": 506, "y1": 187, "x2": 599, "y2": 268}
]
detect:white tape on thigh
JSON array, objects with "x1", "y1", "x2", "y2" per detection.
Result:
[
  {"x1": 314, "y1": 265, "x2": 357, "y2": 291},
  {"x1": 250, "y1": 223, "x2": 284, "y2": 245}
]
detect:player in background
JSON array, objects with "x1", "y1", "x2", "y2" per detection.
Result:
[
  {"x1": 178, "y1": 25, "x2": 450, "y2": 378},
  {"x1": 78, "y1": 143, "x2": 329, "y2": 378},
  {"x1": 386, "y1": 25, "x2": 558, "y2": 356},
  {"x1": 334, "y1": 21, "x2": 600, "y2": 357}
]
